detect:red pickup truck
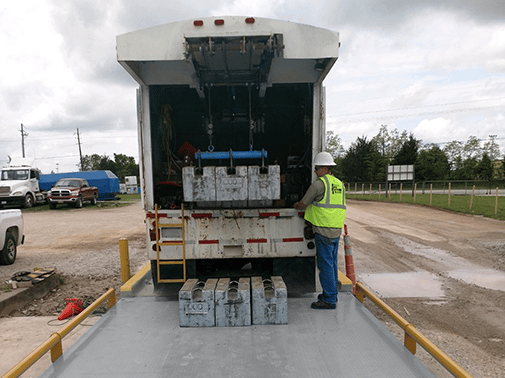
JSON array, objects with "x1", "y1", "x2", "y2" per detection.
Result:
[{"x1": 47, "y1": 178, "x2": 98, "y2": 209}]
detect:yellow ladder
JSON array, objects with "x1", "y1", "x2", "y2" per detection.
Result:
[{"x1": 154, "y1": 203, "x2": 187, "y2": 283}]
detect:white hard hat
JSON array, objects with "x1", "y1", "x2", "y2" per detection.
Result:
[{"x1": 313, "y1": 152, "x2": 336, "y2": 166}]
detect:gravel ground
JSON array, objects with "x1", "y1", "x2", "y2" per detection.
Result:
[{"x1": 1, "y1": 199, "x2": 504, "y2": 377}]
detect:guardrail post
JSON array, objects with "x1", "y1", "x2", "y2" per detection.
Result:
[
  {"x1": 50, "y1": 333, "x2": 63, "y2": 362},
  {"x1": 404, "y1": 326, "x2": 417, "y2": 354},
  {"x1": 119, "y1": 238, "x2": 130, "y2": 283}
]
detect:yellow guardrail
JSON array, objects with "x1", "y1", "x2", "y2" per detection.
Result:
[
  {"x1": 2, "y1": 288, "x2": 116, "y2": 378},
  {"x1": 355, "y1": 282, "x2": 472, "y2": 378}
]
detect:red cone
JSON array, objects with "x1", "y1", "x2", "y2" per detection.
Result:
[
  {"x1": 65, "y1": 298, "x2": 83, "y2": 308},
  {"x1": 58, "y1": 302, "x2": 83, "y2": 320}
]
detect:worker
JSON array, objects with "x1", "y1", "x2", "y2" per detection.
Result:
[{"x1": 294, "y1": 151, "x2": 346, "y2": 309}]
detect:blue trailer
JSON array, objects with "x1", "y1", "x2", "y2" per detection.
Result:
[{"x1": 40, "y1": 171, "x2": 119, "y2": 200}]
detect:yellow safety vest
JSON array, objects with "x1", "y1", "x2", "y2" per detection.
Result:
[{"x1": 304, "y1": 174, "x2": 346, "y2": 228}]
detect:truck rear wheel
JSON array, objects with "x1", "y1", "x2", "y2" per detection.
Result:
[
  {"x1": 0, "y1": 232, "x2": 16, "y2": 265},
  {"x1": 23, "y1": 194, "x2": 34, "y2": 208}
]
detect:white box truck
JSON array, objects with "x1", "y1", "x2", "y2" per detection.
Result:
[{"x1": 117, "y1": 17, "x2": 339, "y2": 288}]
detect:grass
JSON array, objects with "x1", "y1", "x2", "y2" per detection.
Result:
[
  {"x1": 18, "y1": 193, "x2": 142, "y2": 213},
  {"x1": 347, "y1": 192, "x2": 505, "y2": 221}
]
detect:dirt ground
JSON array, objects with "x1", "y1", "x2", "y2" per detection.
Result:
[{"x1": 1, "y1": 199, "x2": 504, "y2": 377}]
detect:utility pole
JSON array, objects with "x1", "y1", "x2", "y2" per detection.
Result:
[
  {"x1": 20, "y1": 124, "x2": 28, "y2": 158},
  {"x1": 76, "y1": 128, "x2": 84, "y2": 171}
]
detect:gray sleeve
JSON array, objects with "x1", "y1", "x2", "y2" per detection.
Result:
[{"x1": 301, "y1": 179, "x2": 325, "y2": 205}]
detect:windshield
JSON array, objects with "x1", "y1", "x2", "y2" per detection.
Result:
[
  {"x1": 55, "y1": 179, "x2": 81, "y2": 188},
  {"x1": 1, "y1": 169, "x2": 29, "y2": 180}
]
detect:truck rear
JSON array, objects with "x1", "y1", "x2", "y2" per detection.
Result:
[{"x1": 116, "y1": 17, "x2": 339, "y2": 288}]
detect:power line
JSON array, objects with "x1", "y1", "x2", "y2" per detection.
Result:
[
  {"x1": 328, "y1": 104, "x2": 503, "y2": 124},
  {"x1": 329, "y1": 97, "x2": 505, "y2": 119}
]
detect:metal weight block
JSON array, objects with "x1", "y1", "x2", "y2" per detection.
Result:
[
  {"x1": 179, "y1": 278, "x2": 218, "y2": 327},
  {"x1": 215, "y1": 277, "x2": 251, "y2": 327},
  {"x1": 251, "y1": 276, "x2": 288, "y2": 325}
]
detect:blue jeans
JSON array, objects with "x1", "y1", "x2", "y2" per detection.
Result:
[{"x1": 315, "y1": 233, "x2": 340, "y2": 304}]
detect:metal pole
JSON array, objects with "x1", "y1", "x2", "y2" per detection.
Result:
[{"x1": 119, "y1": 239, "x2": 130, "y2": 283}]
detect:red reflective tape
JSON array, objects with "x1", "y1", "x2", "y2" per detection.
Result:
[
  {"x1": 146, "y1": 213, "x2": 168, "y2": 218},
  {"x1": 199, "y1": 240, "x2": 219, "y2": 244},
  {"x1": 259, "y1": 212, "x2": 280, "y2": 217},
  {"x1": 283, "y1": 237, "x2": 304, "y2": 242},
  {"x1": 247, "y1": 238, "x2": 267, "y2": 243},
  {"x1": 192, "y1": 213, "x2": 213, "y2": 218}
]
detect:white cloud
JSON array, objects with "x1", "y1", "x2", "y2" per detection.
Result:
[{"x1": 2, "y1": 0, "x2": 505, "y2": 173}]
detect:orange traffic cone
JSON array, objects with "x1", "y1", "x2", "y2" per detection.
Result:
[
  {"x1": 58, "y1": 302, "x2": 83, "y2": 320},
  {"x1": 65, "y1": 298, "x2": 83, "y2": 308}
]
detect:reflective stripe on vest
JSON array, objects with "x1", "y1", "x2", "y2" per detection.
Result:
[
  {"x1": 304, "y1": 175, "x2": 346, "y2": 228},
  {"x1": 312, "y1": 175, "x2": 346, "y2": 210}
]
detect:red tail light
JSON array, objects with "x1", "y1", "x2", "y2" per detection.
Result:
[
  {"x1": 194, "y1": 20, "x2": 204, "y2": 26},
  {"x1": 215, "y1": 19, "x2": 224, "y2": 26},
  {"x1": 245, "y1": 17, "x2": 255, "y2": 24}
]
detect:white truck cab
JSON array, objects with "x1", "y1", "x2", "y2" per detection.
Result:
[{"x1": 0, "y1": 158, "x2": 46, "y2": 208}]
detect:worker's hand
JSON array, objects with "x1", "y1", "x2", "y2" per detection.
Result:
[{"x1": 294, "y1": 200, "x2": 306, "y2": 210}]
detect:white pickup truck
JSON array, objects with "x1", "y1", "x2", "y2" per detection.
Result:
[{"x1": 0, "y1": 209, "x2": 24, "y2": 265}]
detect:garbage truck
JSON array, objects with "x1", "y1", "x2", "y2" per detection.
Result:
[{"x1": 116, "y1": 16, "x2": 340, "y2": 288}]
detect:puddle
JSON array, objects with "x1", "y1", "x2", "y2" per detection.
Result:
[
  {"x1": 445, "y1": 269, "x2": 505, "y2": 291},
  {"x1": 358, "y1": 272, "x2": 445, "y2": 299},
  {"x1": 383, "y1": 234, "x2": 505, "y2": 292}
]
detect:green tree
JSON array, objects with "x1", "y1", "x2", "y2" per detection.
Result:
[
  {"x1": 113, "y1": 153, "x2": 139, "y2": 182},
  {"x1": 325, "y1": 130, "x2": 345, "y2": 159},
  {"x1": 443, "y1": 140, "x2": 464, "y2": 168},
  {"x1": 462, "y1": 135, "x2": 482, "y2": 160},
  {"x1": 341, "y1": 136, "x2": 386, "y2": 182},
  {"x1": 392, "y1": 134, "x2": 421, "y2": 165},
  {"x1": 482, "y1": 136, "x2": 501, "y2": 161},
  {"x1": 416, "y1": 146, "x2": 450, "y2": 181},
  {"x1": 79, "y1": 153, "x2": 139, "y2": 182},
  {"x1": 476, "y1": 153, "x2": 493, "y2": 181},
  {"x1": 450, "y1": 157, "x2": 478, "y2": 180}
]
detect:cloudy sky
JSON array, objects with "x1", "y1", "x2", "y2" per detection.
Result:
[{"x1": 1, "y1": 1, "x2": 504, "y2": 174}]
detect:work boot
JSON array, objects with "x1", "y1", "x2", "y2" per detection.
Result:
[
  {"x1": 311, "y1": 300, "x2": 336, "y2": 310},
  {"x1": 317, "y1": 293, "x2": 338, "y2": 302}
]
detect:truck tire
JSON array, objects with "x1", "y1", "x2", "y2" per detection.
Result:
[
  {"x1": 49, "y1": 203, "x2": 57, "y2": 210},
  {"x1": 0, "y1": 231, "x2": 17, "y2": 265},
  {"x1": 91, "y1": 194, "x2": 97, "y2": 205},
  {"x1": 75, "y1": 196, "x2": 83, "y2": 208},
  {"x1": 23, "y1": 193, "x2": 34, "y2": 208}
]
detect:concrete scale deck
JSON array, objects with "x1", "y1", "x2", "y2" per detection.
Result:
[{"x1": 39, "y1": 293, "x2": 435, "y2": 377}]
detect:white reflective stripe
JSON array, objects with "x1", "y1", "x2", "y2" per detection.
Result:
[
  {"x1": 314, "y1": 175, "x2": 345, "y2": 209},
  {"x1": 313, "y1": 203, "x2": 346, "y2": 209}
]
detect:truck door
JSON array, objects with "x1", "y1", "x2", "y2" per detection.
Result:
[{"x1": 30, "y1": 169, "x2": 39, "y2": 192}]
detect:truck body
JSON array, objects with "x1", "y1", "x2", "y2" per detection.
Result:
[
  {"x1": 117, "y1": 17, "x2": 339, "y2": 287},
  {"x1": 0, "y1": 209, "x2": 24, "y2": 265},
  {"x1": 0, "y1": 158, "x2": 47, "y2": 208}
]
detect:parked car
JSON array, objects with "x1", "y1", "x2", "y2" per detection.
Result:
[
  {"x1": 47, "y1": 178, "x2": 98, "y2": 209},
  {"x1": 0, "y1": 209, "x2": 24, "y2": 265}
]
